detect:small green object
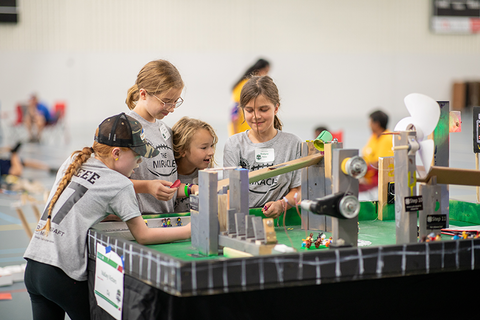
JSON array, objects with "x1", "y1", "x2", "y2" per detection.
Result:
[
  {"x1": 313, "y1": 130, "x2": 333, "y2": 151},
  {"x1": 435, "y1": 200, "x2": 440, "y2": 212}
]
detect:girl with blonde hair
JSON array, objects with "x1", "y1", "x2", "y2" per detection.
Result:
[{"x1": 172, "y1": 116, "x2": 218, "y2": 212}]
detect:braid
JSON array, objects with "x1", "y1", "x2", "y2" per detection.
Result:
[{"x1": 36, "y1": 147, "x2": 94, "y2": 236}]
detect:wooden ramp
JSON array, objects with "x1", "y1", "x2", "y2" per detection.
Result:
[
  {"x1": 418, "y1": 166, "x2": 480, "y2": 186},
  {"x1": 217, "y1": 153, "x2": 324, "y2": 191}
]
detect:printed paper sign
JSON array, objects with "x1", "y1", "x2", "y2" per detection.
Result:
[
  {"x1": 95, "y1": 243, "x2": 124, "y2": 320},
  {"x1": 255, "y1": 148, "x2": 274, "y2": 163},
  {"x1": 404, "y1": 196, "x2": 423, "y2": 212},
  {"x1": 426, "y1": 214, "x2": 447, "y2": 229}
]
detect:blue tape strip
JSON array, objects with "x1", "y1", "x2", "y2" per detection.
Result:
[
  {"x1": 0, "y1": 257, "x2": 25, "y2": 263},
  {"x1": 105, "y1": 246, "x2": 111, "y2": 254},
  {"x1": 0, "y1": 248, "x2": 26, "y2": 255},
  {"x1": 0, "y1": 212, "x2": 21, "y2": 224}
]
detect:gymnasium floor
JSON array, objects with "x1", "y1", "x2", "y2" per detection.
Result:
[{"x1": 0, "y1": 110, "x2": 477, "y2": 320}]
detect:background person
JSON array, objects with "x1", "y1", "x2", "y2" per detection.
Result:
[
  {"x1": 24, "y1": 94, "x2": 53, "y2": 143},
  {"x1": 229, "y1": 58, "x2": 270, "y2": 136},
  {"x1": 0, "y1": 142, "x2": 55, "y2": 178},
  {"x1": 359, "y1": 109, "x2": 394, "y2": 200}
]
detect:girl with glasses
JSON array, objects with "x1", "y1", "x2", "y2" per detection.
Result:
[
  {"x1": 125, "y1": 60, "x2": 198, "y2": 214},
  {"x1": 223, "y1": 75, "x2": 302, "y2": 219}
]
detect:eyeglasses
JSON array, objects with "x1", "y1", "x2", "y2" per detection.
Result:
[{"x1": 147, "y1": 92, "x2": 184, "y2": 109}]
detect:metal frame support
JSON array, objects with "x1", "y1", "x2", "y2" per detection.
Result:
[
  {"x1": 300, "y1": 142, "x2": 325, "y2": 230},
  {"x1": 331, "y1": 149, "x2": 359, "y2": 247},
  {"x1": 394, "y1": 131, "x2": 418, "y2": 244},
  {"x1": 191, "y1": 170, "x2": 219, "y2": 256},
  {"x1": 229, "y1": 168, "x2": 249, "y2": 216},
  {"x1": 300, "y1": 141, "x2": 343, "y2": 232},
  {"x1": 432, "y1": 101, "x2": 450, "y2": 227},
  {"x1": 419, "y1": 176, "x2": 444, "y2": 239}
]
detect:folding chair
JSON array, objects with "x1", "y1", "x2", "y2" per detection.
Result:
[
  {"x1": 7, "y1": 104, "x2": 29, "y2": 142},
  {"x1": 42, "y1": 101, "x2": 69, "y2": 145}
]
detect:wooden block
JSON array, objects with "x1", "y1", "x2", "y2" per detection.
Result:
[
  {"x1": 263, "y1": 218, "x2": 277, "y2": 244},
  {"x1": 223, "y1": 247, "x2": 253, "y2": 258},
  {"x1": 217, "y1": 194, "x2": 228, "y2": 232},
  {"x1": 378, "y1": 157, "x2": 395, "y2": 220},
  {"x1": 452, "y1": 82, "x2": 466, "y2": 111},
  {"x1": 418, "y1": 166, "x2": 480, "y2": 186},
  {"x1": 217, "y1": 153, "x2": 324, "y2": 191}
]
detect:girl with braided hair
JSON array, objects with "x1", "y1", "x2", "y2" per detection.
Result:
[{"x1": 23, "y1": 113, "x2": 191, "y2": 320}]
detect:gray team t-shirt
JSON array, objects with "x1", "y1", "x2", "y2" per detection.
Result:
[
  {"x1": 223, "y1": 130, "x2": 302, "y2": 208},
  {"x1": 174, "y1": 169, "x2": 198, "y2": 213},
  {"x1": 24, "y1": 156, "x2": 141, "y2": 281},
  {"x1": 127, "y1": 111, "x2": 177, "y2": 214}
]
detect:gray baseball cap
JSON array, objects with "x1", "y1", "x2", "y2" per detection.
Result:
[{"x1": 95, "y1": 113, "x2": 159, "y2": 158}]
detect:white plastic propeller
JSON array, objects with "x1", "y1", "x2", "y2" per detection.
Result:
[{"x1": 394, "y1": 93, "x2": 440, "y2": 174}]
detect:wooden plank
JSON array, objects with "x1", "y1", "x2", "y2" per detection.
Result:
[
  {"x1": 418, "y1": 166, "x2": 480, "y2": 186},
  {"x1": 218, "y1": 194, "x2": 228, "y2": 232},
  {"x1": 378, "y1": 157, "x2": 394, "y2": 220},
  {"x1": 15, "y1": 207, "x2": 33, "y2": 239},
  {"x1": 217, "y1": 153, "x2": 324, "y2": 192}
]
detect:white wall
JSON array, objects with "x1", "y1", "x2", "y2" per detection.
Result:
[{"x1": 1, "y1": 0, "x2": 480, "y2": 152}]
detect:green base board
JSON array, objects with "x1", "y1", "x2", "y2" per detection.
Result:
[
  {"x1": 361, "y1": 199, "x2": 480, "y2": 224},
  {"x1": 140, "y1": 200, "x2": 480, "y2": 261},
  {"x1": 144, "y1": 199, "x2": 480, "y2": 226}
]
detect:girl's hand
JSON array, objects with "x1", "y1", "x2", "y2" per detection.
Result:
[
  {"x1": 190, "y1": 184, "x2": 199, "y2": 195},
  {"x1": 262, "y1": 200, "x2": 285, "y2": 219},
  {"x1": 148, "y1": 180, "x2": 178, "y2": 201}
]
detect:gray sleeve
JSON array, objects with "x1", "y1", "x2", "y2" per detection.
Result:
[
  {"x1": 109, "y1": 184, "x2": 142, "y2": 221},
  {"x1": 223, "y1": 136, "x2": 239, "y2": 167}
]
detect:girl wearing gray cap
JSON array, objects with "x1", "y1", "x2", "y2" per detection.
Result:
[{"x1": 23, "y1": 112, "x2": 191, "y2": 320}]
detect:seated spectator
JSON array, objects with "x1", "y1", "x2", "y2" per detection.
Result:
[
  {"x1": 24, "y1": 94, "x2": 53, "y2": 142},
  {"x1": 314, "y1": 126, "x2": 329, "y2": 139},
  {"x1": 0, "y1": 142, "x2": 56, "y2": 179}
]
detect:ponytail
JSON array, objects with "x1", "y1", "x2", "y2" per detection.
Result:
[
  {"x1": 36, "y1": 146, "x2": 94, "y2": 236},
  {"x1": 125, "y1": 84, "x2": 139, "y2": 110},
  {"x1": 273, "y1": 115, "x2": 282, "y2": 131}
]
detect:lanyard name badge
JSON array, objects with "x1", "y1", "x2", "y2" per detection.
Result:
[
  {"x1": 255, "y1": 148, "x2": 274, "y2": 163},
  {"x1": 160, "y1": 123, "x2": 170, "y2": 140}
]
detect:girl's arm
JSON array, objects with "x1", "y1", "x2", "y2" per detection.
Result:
[
  {"x1": 262, "y1": 186, "x2": 301, "y2": 219},
  {"x1": 126, "y1": 216, "x2": 191, "y2": 245},
  {"x1": 131, "y1": 179, "x2": 177, "y2": 201}
]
